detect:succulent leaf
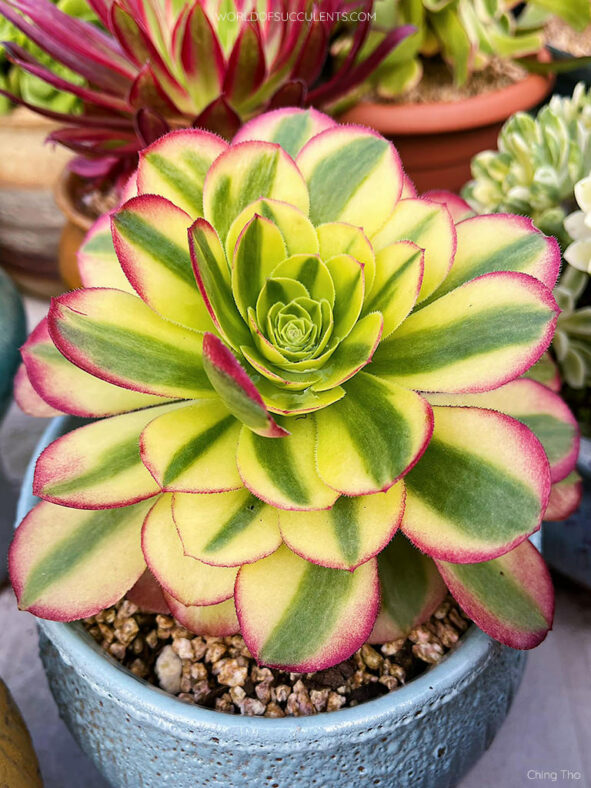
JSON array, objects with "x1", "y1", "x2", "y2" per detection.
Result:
[
  {"x1": 236, "y1": 545, "x2": 379, "y2": 671},
  {"x1": 10, "y1": 499, "x2": 150, "y2": 620},
  {"x1": 544, "y1": 471, "x2": 583, "y2": 521},
  {"x1": 21, "y1": 318, "x2": 169, "y2": 417},
  {"x1": 173, "y1": 487, "x2": 282, "y2": 568},
  {"x1": 372, "y1": 272, "x2": 559, "y2": 393},
  {"x1": 402, "y1": 405, "x2": 551, "y2": 562},
  {"x1": 140, "y1": 400, "x2": 242, "y2": 493},
  {"x1": 436, "y1": 540, "x2": 554, "y2": 649},
  {"x1": 33, "y1": 403, "x2": 183, "y2": 508},
  {"x1": 49, "y1": 288, "x2": 214, "y2": 399},
  {"x1": 428, "y1": 379, "x2": 580, "y2": 484}
]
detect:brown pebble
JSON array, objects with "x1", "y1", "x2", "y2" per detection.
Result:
[
  {"x1": 241, "y1": 698, "x2": 266, "y2": 716},
  {"x1": 172, "y1": 638, "x2": 194, "y2": 660},
  {"x1": 215, "y1": 693, "x2": 234, "y2": 713},
  {"x1": 310, "y1": 689, "x2": 330, "y2": 712},
  {"x1": 381, "y1": 638, "x2": 405, "y2": 656},
  {"x1": 360, "y1": 644, "x2": 383, "y2": 670},
  {"x1": 265, "y1": 702, "x2": 285, "y2": 718},
  {"x1": 205, "y1": 642, "x2": 227, "y2": 664},
  {"x1": 191, "y1": 637, "x2": 207, "y2": 660},
  {"x1": 193, "y1": 680, "x2": 211, "y2": 703},
  {"x1": 129, "y1": 658, "x2": 149, "y2": 678},
  {"x1": 145, "y1": 630, "x2": 158, "y2": 649},
  {"x1": 109, "y1": 642, "x2": 127, "y2": 661},
  {"x1": 213, "y1": 659, "x2": 248, "y2": 687},
  {"x1": 412, "y1": 642, "x2": 444, "y2": 664},
  {"x1": 326, "y1": 692, "x2": 346, "y2": 712},
  {"x1": 255, "y1": 682, "x2": 272, "y2": 705},
  {"x1": 379, "y1": 675, "x2": 399, "y2": 691},
  {"x1": 274, "y1": 684, "x2": 290, "y2": 703}
]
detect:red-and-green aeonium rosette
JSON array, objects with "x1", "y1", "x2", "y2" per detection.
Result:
[{"x1": 12, "y1": 109, "x2": 580, "y2": 671}]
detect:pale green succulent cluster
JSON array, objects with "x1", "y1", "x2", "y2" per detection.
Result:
[
  {"x1": 463, "y1": 83, "x2": 591, "y2": 246},
  {"x1": 0, "y1": 0, "x2": 94, "y2": 115},
  {"x1": 553, "y1": 265, "x2": 591, "y2": 390}
]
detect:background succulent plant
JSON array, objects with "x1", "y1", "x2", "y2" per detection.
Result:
[
  {"x1": 352, "y1": 0, "x2": 590, "y2": 99},
  {"x1": 11, "y1": 109, "x2": 580, "y2": 671},
  {"x1": 0, "y1": 0, "x2": 95, "y2": 114},
  {"x1": 463, "y1": 83, "x2": 591, "y2": 246},
  {"x1": 0, "y1": 0, "x2": 410, "y2": 180}
]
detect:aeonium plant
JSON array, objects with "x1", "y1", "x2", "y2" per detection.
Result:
[
  {"x1": 0, "y1": 0, "x2": 411, "y2": 181},
  {"x1": 12, "y1": 109, "x2": 580, "y2": 672}
]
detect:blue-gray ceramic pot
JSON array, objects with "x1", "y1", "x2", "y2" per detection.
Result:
[
  {"x1": 18, "y1": 417, "x2": 528, "y2": 788},
  {"x1": 0, "y1": 267, "x2": 26, "y2": 420},
  {"x1": 0, "y1": 267, "x2": 26, "y2": 582},
  {"x1": 543, "y1": 437, "x2": 591, "y2": 590}
]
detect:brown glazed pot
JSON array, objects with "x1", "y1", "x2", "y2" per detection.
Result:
[
  {"x1": 0, "y1": 107, "x2": 72, "y2": 297},
  {"x1": 339, "y1": 62, "x2": 554, "y2": 193},
  {"x1": 53, "y1": 169, "x2": 93, "y2": 291}
]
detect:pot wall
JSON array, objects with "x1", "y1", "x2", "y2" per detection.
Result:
[
  {"x1": 18, "y1": 417, "x2": 528, "y2": 788},
  {"x1": 543, "y1": 438, "x2": 591, "y2": 590},
  {"x1": 0, "y1": 108, "x2": 72, "y2": 297}
]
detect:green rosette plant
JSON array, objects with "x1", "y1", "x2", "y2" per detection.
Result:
[
  {"x1": 464, "y1": 83, "x2": 591, "y2": 245},
  {"x1": 11, "y1": 109, "x2": 581, "y2": 671},
  {"x1": 0, "y1": 0, "x2": 94, "y2": 115},
  {"x1": 352, "y1": 0, "x2": 590, "y2": 99}
]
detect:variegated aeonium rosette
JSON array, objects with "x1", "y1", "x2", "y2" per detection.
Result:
[{"x1": 12, "y1": 109, "x2": 580, "y2": 671}]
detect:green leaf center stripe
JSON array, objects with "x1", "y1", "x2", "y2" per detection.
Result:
[
  {"x1": 458, "y1": 233, "x2": 545, "y2": 282},
  {"x1": 203, "y1": 495, "x2": 266, "y2": 552},
  {"x1": 144, "y1": 152, "x2": 207, "y2": 215},
  {"x1": 331, "y1": 497, "x2": 360, "y2": 564},
  {"x1": 271, "y1": 112, "x2": 311, "y2": 158},
  {"x1": 251, "y1": 434, "x2": 309, "y2": 505},
  {"x1": 20, "y1": 506, "x2": 140, "y2": 609},
  {"x1": 114, "y1": 210, "x2": 195, "y2": 288},
  {"x1": 260, "y1": 563, "x2": 354, "y2": 664},
  {"x1": 396, "y1": 209, "x2": 439, "y2": 242},
  {"x1": 45, "y1": 436, "x2": 141, "y2": 497},
  {"x1": 373, "y1": 306, "x2": 552, "y2": 375},
  {"x1": 517, "y1": 414, "x2": 576, "y2": 465},
  {"x1": 378, "y1": 534, "x2": 429, "y2": 633},
  {"x1": 291, "y1": 257, "x2": 322, "y2": 294},
  {"x1": 340, "y1": 376, "x2": 411, "y2": 488},
  {"x1": 58, "y1": 315, "x2": 211, "y2": 392},
  {"x1": 405, "y1": 439, "x2": 539, "y2": 538},
  {"x1": 446, "y1": 561, "x2": 548, "y2": 631},
  {"x1": 426, "y1": 234, "x2": 547, "y2": 306},
  {"x1": 364, "y1": 251, "x2": 421, "y2": 315},
  {"x1": 163, "y1": 416, "x2": 236, "y2": 486},
  {"x1": 211, "y1": 151, "x2": 281, "y2": 240},
  {"x1": 307, "y1": 137, "x2": 388, "y2": 225}
]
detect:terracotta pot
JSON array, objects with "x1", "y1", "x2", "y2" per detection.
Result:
[
  {"x1": 0, "y1": 107, "x2": 72, "y2": 298},
  {"x1": 53, "y1": 169, "x2": 93, "y2": 291},
  {"x1": 339, "y1": 64, "x2": 554, "y2": 194}
]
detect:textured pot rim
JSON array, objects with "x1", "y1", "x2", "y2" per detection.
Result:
[
  {"x1": 20, "y1": 416, "x2": 504, "y2": 741},
  {"x1": 339, "y1": 52, "x2": 553, "y2": 135}
]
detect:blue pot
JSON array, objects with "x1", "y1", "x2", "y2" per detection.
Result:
[
  {"x1": 0, "y1": 268, "x2": 26, "y2": 582},
  {"x1": 0, "y1": 267, "x2": 26, "y2": 421},
  {"x1": 543, "y1": 437, "x2": 591, "y2": 590},
  {"x1": 18, "y1": 417, "x2": 527, "y2": 788}
]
